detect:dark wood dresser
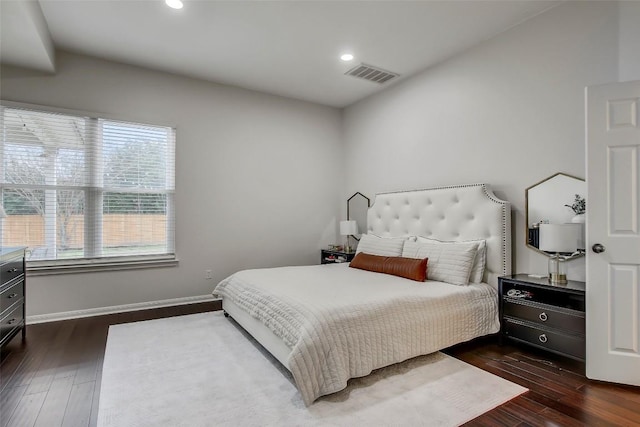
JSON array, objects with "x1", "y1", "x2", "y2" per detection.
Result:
[
  {"x1": 498, "y1": 274, "x2": 585, "y2": 361},
  {"x1": 0, "y1": 247, "x2": 27, "y2": 350}
]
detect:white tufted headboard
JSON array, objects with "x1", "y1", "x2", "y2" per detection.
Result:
[{"x1": 367, "y1": 184, "x2": 511, "y2": 287}]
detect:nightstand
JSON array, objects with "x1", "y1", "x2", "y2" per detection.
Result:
[
  {"x1": 320, "y1": 249, "x2": 355, "y2": 265},
  {"x1": 498, "y1": 274, "x2": 585, "y2": 361}
]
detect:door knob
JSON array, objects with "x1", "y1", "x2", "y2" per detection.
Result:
[{"x1": 592, "y1": 243, "x2": 606, "y2": 253}]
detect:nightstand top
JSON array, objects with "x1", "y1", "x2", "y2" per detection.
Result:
[{"x1": 500, "y1": 274, "x2": 585, "y2": 293}]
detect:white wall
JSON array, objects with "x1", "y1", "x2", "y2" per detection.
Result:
[
  {"x1": 1, "y1": 52, "x2": 343, "y2": 317},
  {"x1": 0, "y1": 1, "x2": 628, "y2": 317},
  {"x1": 343, "y1": 1, "x2": 620, "y2": 281},
  {"x1": 619, "y1": 1, "x2": 640, "y2": 81}
]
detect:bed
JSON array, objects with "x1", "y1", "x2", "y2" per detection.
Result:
[{"x1": 213, "y1": 183, "x2": 511, "y2": 405}]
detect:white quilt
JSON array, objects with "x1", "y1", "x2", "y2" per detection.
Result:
[{"x1": 213, "y1": 263, "x2": 499, "y2": 406}]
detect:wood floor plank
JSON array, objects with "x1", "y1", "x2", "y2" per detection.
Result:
[
  {"x1": 10, "y1": 353, "x2": 47, "y2": 391},
  {"x1": 24, "y1": 322, "x2": 77, "y2": 395},
  {"x1": 580, "y1": 380, "x2": 640, "y2": 406},
  {"x1": 523, "y1": 389, "x2": 609, "y2": 425},
  {"x1": 27, "y1": 321, "x2": 77, "y2": 390},
  {"x1": 578, "y1": 382, "x2": 640, "y2": 413},
  {"x1": 5, "y1": 390, "x2": 46, "y2": 427},
  {"x1": 61, "y1": 381, "x2": 94, "y2": 427},
  {"x1": 559, "y1": 390, "x2": 640, "y2": 426},
  {"x1": 53, "y1": 321, "x2": 98, "y2": 383},
  {"x1": 73, "y1": 361, "x2": 99, "y2": 386},
  {"x1": 457, "y1": 353, "x2": 568, "y2": 401},
  {"x1": 0, "y1": 344, "x2": 27, "y2": 390},
  {"x1": 33, "y1": 376, "x2": 74, "y2": 427},
  {"x1": 510, "y1": 395, "x2": 547, "y2": 415},
  {"x1": 538, "y1": 406, "x2": 604, "y2": 427},
  {"x1": 500, "y1": 356, "x2": 586, "y2": 390},
  {"x1": 464, "y1": 407, "x2": 521, "y2": 426},
  {"x1": 88, "y1": 367, "x2": 102, "y2": 427},
  {"x1": 485, "y1": 358, "x2": 580, "y2": 396},
  {"x1": 0, "y1": 384, "x2": 27, "y2": 427},
  {"x1": 496, "y1": 399, "x2": 549, "y2": 427}
]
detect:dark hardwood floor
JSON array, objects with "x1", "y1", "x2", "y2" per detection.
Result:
[
  {"x1": 1, "y1": 303, "x2": 639, "y2": 427},
  {"x1": 0, "y1": 301, "x2": 220, "y2": 427},
  {"x1": 446, "y1": 340, "x2": 640, "y2": 426}
]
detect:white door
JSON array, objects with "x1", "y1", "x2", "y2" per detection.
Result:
[{"x1": 586, "y1": 80, "x2": 640, "y2": 386}]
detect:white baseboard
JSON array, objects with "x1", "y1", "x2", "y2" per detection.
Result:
[{"x1": 26, "y1": 295, "x2": 219, "y2": 324}]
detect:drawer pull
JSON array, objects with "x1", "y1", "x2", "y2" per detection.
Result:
[
  {"x1": 539, "y1": 312, "x2": 548, "y2": 322},
  {"x1": 538, "y1": 334, "x2": 548, "y2": 343},
  {"x1": 7, "y1": 318, "x2": 17, "y2": 325},
  {"x1": 6, "y1": 268, "x2": 18, "y2": 273},
  {"x1": 7, "y1": 293, "x2": 18, "y2": 299}
]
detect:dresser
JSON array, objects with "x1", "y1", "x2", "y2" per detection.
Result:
[
  {"x1": 498, "y1": 274, "x2": 585, "y2": 361},
  {"x1": 0, "y1": 247, "x2": 27, "y2": 350}
]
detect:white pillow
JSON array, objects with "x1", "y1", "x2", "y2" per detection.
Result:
[
  {"x1": 356, "y1": 234, "x2": 407, "y2": 257},
  {"x1": 402, "y1": 240, "x2": 477, "y2": 286},
  {"x1": 416, "y1": 237, "x2": 487, "y2": 283}
]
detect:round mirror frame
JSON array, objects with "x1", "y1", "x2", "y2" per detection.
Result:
[{"x1": 525, "y1": 172, "x2": 585, "y2": 260}]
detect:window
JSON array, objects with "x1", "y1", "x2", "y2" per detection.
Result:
[{"x1": 0, "y1": 104, "x2": 175, "y2": 269}]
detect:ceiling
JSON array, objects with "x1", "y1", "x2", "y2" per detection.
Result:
[{"x1": 1, "y1": 1, "x2": 559, "y2": 108}]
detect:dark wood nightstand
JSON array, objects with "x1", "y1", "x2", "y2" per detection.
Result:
[
  {"x1": 320, "y1": 249, "x2": 355, "y2": 265},
  {"x1": 498, "y1": 274, "x2": 585, "y2": 361}
]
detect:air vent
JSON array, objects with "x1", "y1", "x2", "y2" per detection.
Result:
[{"x1": 345, "y1": 63, "x2": 399, "y2": 84}]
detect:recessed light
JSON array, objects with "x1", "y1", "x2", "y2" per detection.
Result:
[
  {"x1": 165, "y1": 0, "x2": 183, "y2": 9},
  {"x1": 340, "y1": 54, "x2": 354, "y2": 62}
]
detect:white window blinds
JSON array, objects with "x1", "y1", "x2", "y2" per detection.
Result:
[{"x1": 0, "y1": 105, "x2": 175, "y2": 264}]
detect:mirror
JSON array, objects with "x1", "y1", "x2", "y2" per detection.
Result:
[
  {"x1": 526, "y1": 173, "x2": 586, "y2": 259},
  {"x1": 347, "y1": 192, "x2": 370, "y2": 241}
]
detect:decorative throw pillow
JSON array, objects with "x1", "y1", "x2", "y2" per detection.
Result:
[
  {"x1": 349, "y1": 253, "x2": 428, "y2": 282},
  {"x1": 355, "y1": 234, "x2": 407, "y2": 257},
  {"x1": 416, "y1": 236, "x2": 487, "y2": 283},
  {"x1": 402, "y1": 240, "x2": 477, "y2": 286}
]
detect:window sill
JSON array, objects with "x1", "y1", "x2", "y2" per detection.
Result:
[{"x1": 27, "y1": 255, "x2": 179, "y2": 276}]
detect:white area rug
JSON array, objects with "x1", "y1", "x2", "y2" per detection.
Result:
[{"x1": 98, "y1": 312, "x2": 526, "y2": 427}]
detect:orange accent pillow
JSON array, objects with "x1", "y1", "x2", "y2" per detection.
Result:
[{"x1": 349, "y1": 252, "x2": 428, "y2": 282}]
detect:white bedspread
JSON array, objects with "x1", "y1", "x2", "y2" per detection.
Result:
[{"x1": 213, "y1": 263, "x2": 499, "y2": 405}]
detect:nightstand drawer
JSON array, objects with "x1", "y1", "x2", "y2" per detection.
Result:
[
  {"x1": 504, "y1": 319, "x2": 585, "y2": 360},
  {"x1": 0, "y1": 303, "x2": 24, "y2": 345},
  {"x1": 503, "y1": 298, "x2": 584, "y2": 334},
  {"x1": 0, "y1": 280, "x2": 24, "y2": 316},
  {"x1": 1, "y1": 256, "x2": 24, "y2": 285}
]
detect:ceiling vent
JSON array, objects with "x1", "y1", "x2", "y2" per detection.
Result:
[{"x1": 345, "y1": 63, "x2": 399, "y2": 84}]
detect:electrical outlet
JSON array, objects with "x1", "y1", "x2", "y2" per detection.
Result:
[{"x1": 205, "y1": 269, "x2": 213, "y2": 280}]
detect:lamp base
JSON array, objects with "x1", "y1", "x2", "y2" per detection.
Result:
[
  {"x1": 344, "y1": 237, "x2": 352, "y2": 254},
  {"x1": 549, "y1": 273, "x2": 568, "y2": 284},
  {"x1": 548, "y1": 253, "x2": 568, "y2": 284}
]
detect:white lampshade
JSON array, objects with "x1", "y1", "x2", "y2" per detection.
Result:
[
  {"x1": 340, "y1": 220, "x2": 358, "y2": 236},
  {"x1": 539, "y1": 223, "x2": 581, "y2": 253}
]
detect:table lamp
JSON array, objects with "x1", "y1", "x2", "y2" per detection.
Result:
[
  {"x1": 339, "y1": 220, "x2": 358, "y2": 253},
  {"x1": 539, "y1": 223, "x2": 581, "y2": 284}
]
